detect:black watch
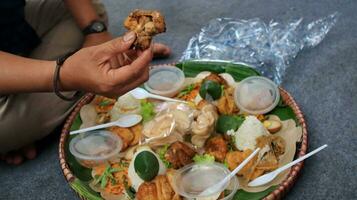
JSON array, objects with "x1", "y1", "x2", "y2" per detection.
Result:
[{"x1": 82, "y1": 20, "x2": 107, "y2": 35}]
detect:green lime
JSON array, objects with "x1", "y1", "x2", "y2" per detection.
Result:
[
  {"x1": 134, "y1": 151, "x2": 159, "y2": 181},
  {"x1": 199, "y1": 80, "x2": 222, "y2": 100}
]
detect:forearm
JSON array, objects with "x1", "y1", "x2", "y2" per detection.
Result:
[
  {"x1": 0, "y1": 51, "x2": 55, "y2": 94},
  {"x1": 63, "y1": 0, "x2": 101, "y2": 29}
]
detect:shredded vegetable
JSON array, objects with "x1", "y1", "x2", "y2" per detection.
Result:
[{"x1": 193, "y1": 154, "x2": 215, "y2": 164}]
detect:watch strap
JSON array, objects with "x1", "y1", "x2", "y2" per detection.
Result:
[{"x1": 82, "y1": 20, "x2": 107, "y2": 35}]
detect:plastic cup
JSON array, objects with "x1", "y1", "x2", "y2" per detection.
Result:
[
  {"x1": 173, "y1": 162, "x2": 239, "y2": 200},
  {"x1": 69, "y1": 130, "x2": 122, "y2": 168},
  {"x1": 234, "y1": 76, "x2": 280, "y2": 115},
  {"x1": 144, "y1": 66, "x2": 185, "y2": 97}
]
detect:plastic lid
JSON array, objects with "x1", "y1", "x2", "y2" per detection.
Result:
[
  {"x1": 234, "y1": 76, "x2": 280, "y2": 115},
  {"x1": 144, "y1": 66, "x2": 185, "y2": 97},
  {"x1": 173, "y1": 162, "x2": 233, "y2": 198},
  {"x1": 69, "y1": 130, "x2": 122, "y2": 161}
]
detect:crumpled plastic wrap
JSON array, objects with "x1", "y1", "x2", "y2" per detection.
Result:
[
  {"x1": 142, "y1": 102, "x2": 194, "y2": 147},
  {"x1": 180, "y1": 12, "x2": 339, "y2": 84}
]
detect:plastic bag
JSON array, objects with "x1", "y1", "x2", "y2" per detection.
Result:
[{"x1": 180, "y1": 12, "x2": 339, "y2": 84}]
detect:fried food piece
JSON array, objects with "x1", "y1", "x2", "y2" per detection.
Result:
[
  {"x1": 165, "y1": 141, "x2": 196, "y2": 169},
  {"x1": 108, "y1": 126, "x2": 134, "y2": 150},
  {"x1": 93, "y1": 96, "x2": 116, "y2": 113},
  {"x1": 124, "y1": 9, "x2": 166, "y2": 49},
  {"x1": 196, "y1": 100, "x2": 209, "y2": 110},
  {"x1": 217, "y1": 87, "x2": 239, "y2": 115},
  {"x1": 136, "y1": 182, "x2": 157, "y2": 200},
  {"x1": 271, "y1": 135, "x2": 285, "y2": 157},
  {"x1": 225, "y1": 150, "x2": 257, "y2": 178},
  {"x1": 129, "y1": 124, "x2": 142, "y2": 145},
  {"x1": 137, "y1": 175, "x2": 181, "y2": 200},
  {"x1": 204, "y1": 135, "x2": 228, "y2": 162},
  {"x1": 256, "y1": 135, "x2": 285, "y2": 159},
  {"x1": 191, "y1": 104, "x2": 218, "y2": 148},
  {"x1": 203, "y1": 73, "x2": 227, "y2": 86}
]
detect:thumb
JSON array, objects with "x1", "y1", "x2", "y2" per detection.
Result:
[{"x1": 96, "y1": 32, "x2": 136, "y2": 60}]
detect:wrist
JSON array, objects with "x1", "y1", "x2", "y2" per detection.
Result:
[
  {"x1": 84, "y1": 31, "x2": 110, "y2": 39},
  {"x1": 58, "y1": 57, "x2": 75, "y2": 91}
]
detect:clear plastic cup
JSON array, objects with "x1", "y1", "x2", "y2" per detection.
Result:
[
  {"x1": 234, "y1": 76, "x2": 280, "y2": 115},
  {"x1": 69, "y1": 130, "x2": 122, "y2": 168},
  {"x1": 173, "y1": 162, "x2": 239, "y2": 200},
  {"x1": 144, "y1": 66, "x2": 185, "y2": 97}
]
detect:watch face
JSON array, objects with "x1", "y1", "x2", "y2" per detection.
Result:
[{"x1": 93, "y1": 22, "x2": 105, "y2": 32}]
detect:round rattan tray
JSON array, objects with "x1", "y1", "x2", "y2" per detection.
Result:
[{"x1": 59, "y1": 73, "x2": 307, "y2": 200}]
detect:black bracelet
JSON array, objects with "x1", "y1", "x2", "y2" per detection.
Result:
[{"x1": 53, "y1": 51, "x2": 81, "y2": 101}]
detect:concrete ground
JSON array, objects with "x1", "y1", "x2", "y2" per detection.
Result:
[{"x1": 0, "y1": 0, "x2": 356, "y2": 199}]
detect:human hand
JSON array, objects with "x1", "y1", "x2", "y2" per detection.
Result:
[
  {"x1": 83, "y1": 31, "x2": 171, "y2": 64},
  {"x1": 60, "y1": 32, "x2": 153, "y2": 97}
]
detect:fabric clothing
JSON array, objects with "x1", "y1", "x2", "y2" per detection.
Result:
[
  {"x1": 0, "y1": 0, "x2": 108, "y2": 153},
  {"x1": 0, "y1": 0, "x2": 40, "y2": 56}
]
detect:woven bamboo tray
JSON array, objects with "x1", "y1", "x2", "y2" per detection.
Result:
[{"x1": 59, "y1": 73, "x2": 308, "y2": 200}]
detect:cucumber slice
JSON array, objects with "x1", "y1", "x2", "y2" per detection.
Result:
[{"x1": 134, "y1": 151, "x2": 159, "y2": 181}]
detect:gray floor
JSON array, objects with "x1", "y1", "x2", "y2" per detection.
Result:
[{"x1": 0, "y1": 0, "x2": 356, "y2": 199}]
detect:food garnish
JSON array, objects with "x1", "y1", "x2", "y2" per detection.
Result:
[
  {"x1": 157, "y1": 144, "x2": 171, "y2": 168},
  {"x1": 140, "y1": 100, "x2": 155, "y2": 122},
  {"x1": 193, "y1": 154, "x2": 215, "y2": 164}
]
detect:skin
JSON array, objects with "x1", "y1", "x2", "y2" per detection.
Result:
[{"x1": 0, "y1": 0, "x2": 170, "y2": 164}]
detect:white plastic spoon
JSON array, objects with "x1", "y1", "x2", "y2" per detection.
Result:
[
  {"x1": 248, "y1": 144, "x2": 328, "y2": 187},
  {"x1": 129, "y1": 88, "x2": 187, "y2": 104},
  {"x1": 200, "y1": 148, "x2": 261, "y2": 196},
  {"x1": 70, "y1": 114, "x2": 142, "y2": 135}
]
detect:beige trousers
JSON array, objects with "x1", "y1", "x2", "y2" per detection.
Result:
[{"x1": 0, "y1": 0, "x2": 107, "y2": 153}]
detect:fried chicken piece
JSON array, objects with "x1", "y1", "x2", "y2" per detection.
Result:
[
  {"x1": 108, "y1": 126, "x2": 134, "y2": 150},
  {"x1": 124, "y1": 9, "x2": 166, "y2": 49},
  {"x1": 137, "y1": 175, "x2": 181, "y2": 200},
  {"x1": 205, "y1": 135, "x2": 228, "y2": 162},
  {"x1": 165, "y1": 141, "x2": 196, "y2": 169},
  {"x1": 217, "y1": 87, "x2": 239, "y2": 115}
]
